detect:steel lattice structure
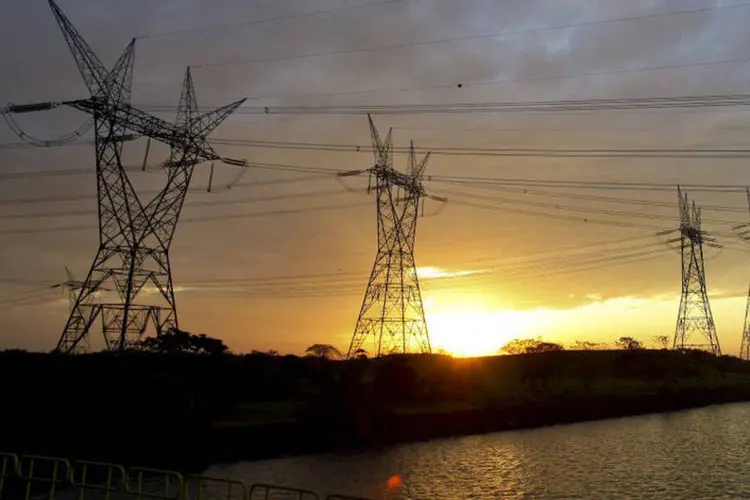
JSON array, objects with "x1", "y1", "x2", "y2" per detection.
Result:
[
  {"x1": 738, "y1": 188, "x2": 750, "y2": 360},
  {"x1": 50, "y1": 266, "x2": 99, "y2": 353},
  {"x1": 673, "y1": 187, "x2": 721, "y2": 355},
  {"x1": 15, "y1": 1, "x2": 245, "y2": 353},
  {"x1": 340, "y1": 116, "x2": 433, "y2": 359}
]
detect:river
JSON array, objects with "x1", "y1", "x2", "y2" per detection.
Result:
[{"x1": 202, "y1": 402, "x2": 750, "y2": 499}]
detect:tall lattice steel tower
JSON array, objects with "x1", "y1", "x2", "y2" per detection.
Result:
[
  {"x1": 738, "y1": 188, "x2": 750, "y2": 360},
  {"x1": 340, "y1": 116, "x2": 433, "y2": 359},
  {"x1": 673, "y1": 187, "x2": 721, "y2": 354},
  {"x1": 36, "y1": 0, "x2": 244, "y2": 352}
]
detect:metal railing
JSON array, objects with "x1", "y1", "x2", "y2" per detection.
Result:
[{"x1": 0, "y1": 453, "x2": 375, "y2": 500}]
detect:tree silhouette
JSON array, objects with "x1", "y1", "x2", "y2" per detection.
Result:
[
  {"x1": 501, "y1": 338, "x2": 563, "y2": 355},
  {"x1": 500, "y1": 338, "x2": 540, "y2": 355},
  {"x1": 305, "y1": 344, "x2": 342, "y2": 359},
  {"x1": 653, "y1": 335, "x2": 670, "y2": 350},
  {"x1": 525, "y1": 341, "x2": 564, "y2": 354},
  {"x1": 251, "y1": 349, "x2": 280, "y2": 356},
  {"x1": 139, "y1": 328, "x2": 228, "y2": 355},
  {"x1": 571, "y1": 340, "x2": 607, "y2": 351},
  {"x1": 353, "y1": 348, "x2": 368, "y2": 360},
  {"x1": 615, "y1": 336, "x2": 643, "y2": 351}
]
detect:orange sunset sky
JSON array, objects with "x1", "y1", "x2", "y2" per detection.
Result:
[{"x1": 3, "y1": 0, "x2": 750, "y2": 357}]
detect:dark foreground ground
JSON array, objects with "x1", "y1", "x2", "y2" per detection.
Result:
[{"x1": 2, "y1": 348, "x2": 750, "y2": 471}]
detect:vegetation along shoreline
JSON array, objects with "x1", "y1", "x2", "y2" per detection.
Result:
[{"x1": 2, "y1": 338, "x2": 749, "y2": 471}]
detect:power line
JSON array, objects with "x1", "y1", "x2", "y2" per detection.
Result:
[
  {"x1": 3, "y1": 158, "x2": 750, "y2": 211},
  {"x1": 445, "y1": 197, "x2": 666, "y2": 230},
  {"x1": 182, "y1": 246, "x2": 675, "y2": 299},
  {"x1": 428, "y1": 176, "x2": 750, "y2": 193},
  {"x1": 0, "y1": 232, "x2": 667, "y2": 290},
  {"x1": 181, "y1": 54, "x2": 750, "y2": 102},
  {"x1": 192, "y1": 3, "x2": 750, "y2": 69},
  {"x1": 187, "y1": 235, "x2": 669, "y2": 287},
  {"x1": 0, "y1": 170, "x2": 337, "y2": 206},
  {"x1": 436, "y1": 183, "x2": 750, "y2": 213},
  {"x1": 139, "y1": 93, "x2": 750, "y2": 115},
  {"x1": 0, "y1": 243, "x2": 673, "y2": 302},
  {"x1": 0, "y1": 188, "x2": 360, "y2": 221},
  {"x1": 10, "y1": 132, "x2": 750, "y2": 159},
  {"x1": 211, "y1": 137, "x2": 750, "y2": 157},
  {"x1": 0, "y1": 201, "x2": 370, "y2": 236},
  {"x1": 7, "y1": 134, "x2": 750, "y2": 159},
  {"x1": 3, "y1": 166, "x2": 748, "y2": 229},
  {"x1": 17, "y1": 55, "x2": 749, "y2": 108},
  {"x1": 392, "y1": 125, "x2": 750, "y2": 134},
  {"x1": 434, "y1": 188, "x2": 741, "y2": 228},
  {"x1": 138, "y1": 0, "x2": 403, "y2": 40}
]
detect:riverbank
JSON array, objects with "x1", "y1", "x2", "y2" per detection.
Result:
[
  {"x1": 203, "y1": 380, "x2": 750, "y2": 465},
  {"x1": 2, "y1": 348, "x2": 750, "y2": 469}
]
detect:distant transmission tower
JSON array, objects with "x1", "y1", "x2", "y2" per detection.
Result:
[
  {"x1": 13, "y1": 1, "x2": 245, "y2": 353},
  {"x1": 673, "y1": 187, "x2": 721, "y2": 354},
  {"x1": 339, "y1": 116, "x2": 440, "y2": 359},
  {"x1": 50, "y1": 266, "x2": 102, "y2": 354},
  {"x1": 738, "y1": 188, "x2": 750, "y2": 360}
]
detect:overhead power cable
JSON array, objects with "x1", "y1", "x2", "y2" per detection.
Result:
[
  {"x1": 2, "y1": 170, "x2": 746, "y2": 231},
  {"x1": 0, "y1": 201, "x2": 370, "y2": 236},
  {"x1": 434, "y1": 188, "x2": 740, "y2": 228},
  {"x1": 210, "y1": 137, "x2": 750, "y2": 158},
  {"x1": 15, "y1": 92, "x2": 745, "y2": 118},
  {"x1": 0, "y1": 243, "x2": 672, "y2": 303},
  {"x1": 427, "y1": 176, "x2": 750, "y2": 193},
  {"x1": 10, "y1": 132, "x2": 750, "y2": 159},
  {"x1": 439, "y1": 183, "x2": 749, "y2": 214},
  {"x1": 188, "y1": 235, "x2": 669, "y2": 287},
  {"x1": 194, "y1": 54, "x2": 750, "y2": 101},
  {"x1": 191, "y1": 3, "x2": 750, "y2": 69},
  {"x1": 7, "y1": 135, "x2": 750, "y2": 160},
  {"x1": 0, "y1": 188, "x2": 360, "y2": 221},
  {"x1": 138, "y1": 0, "x2": 403, "y2": 40},
  {"x1": 2, "y1": 158, "x2": 750, "y2": 212},
  {"x1": 183, "y1": 246, "x2": 674, "y2": 299},
  {"x1": 138, "y1": 93, "x2": 750, "y2": 116}
]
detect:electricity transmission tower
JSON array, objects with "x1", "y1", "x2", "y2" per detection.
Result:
[
  {"x1": 673, "y1": 187, "x2": 721, "y2": 355},
  {"x1": 339, "y1": 116, "x2": 443, "y2": 359},
  {"x1": 7, "y1": 1, "x2": 244, "y2": 353},
  {"x1": 50, "y1": 266, "x2": 104, "y2": 354},
  {"x1": 738, "y1": 188, "x2": 750, "y2": 360}
]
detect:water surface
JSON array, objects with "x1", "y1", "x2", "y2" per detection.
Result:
[{"x1": 206, "y1": 402, "x2": 750, "y2": 499}]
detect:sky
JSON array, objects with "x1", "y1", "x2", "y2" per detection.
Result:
[{"x1": 3, "y1": 0, "x2": 750, "y2": 356}]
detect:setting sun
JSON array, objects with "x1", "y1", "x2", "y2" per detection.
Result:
[{"x1": 424, "y1": 299, "x2": 552, "y2": 357}]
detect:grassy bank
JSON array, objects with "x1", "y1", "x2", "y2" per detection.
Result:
[{"x1": 1, "y1": 348, "x2": 749, "y2": 468}]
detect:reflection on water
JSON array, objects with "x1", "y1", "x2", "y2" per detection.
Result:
[{"x1": 205, "y1": 402, "x2": 750, "y2": 499}]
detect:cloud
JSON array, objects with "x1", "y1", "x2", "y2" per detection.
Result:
[{"x1": 417, "y1": 266, "x2": 485, "y2": 280}]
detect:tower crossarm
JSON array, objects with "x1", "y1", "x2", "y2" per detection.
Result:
[
  {"x1": 375, "y1": 168, "x2": 425, "y2": 196},
  {"x1": 63, "y1": 99, "x2": 229, "y2": 162},
  {"x1": 136, "y1": 70, "x2": 246, "y2": 250}
]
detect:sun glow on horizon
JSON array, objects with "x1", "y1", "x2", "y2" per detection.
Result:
[
  {"x1": 331, "y1": 293, "x2": 749, "y2": 359},
  {"x1": 425, "y1": 300, "x2": 557, "y2": 357}
]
